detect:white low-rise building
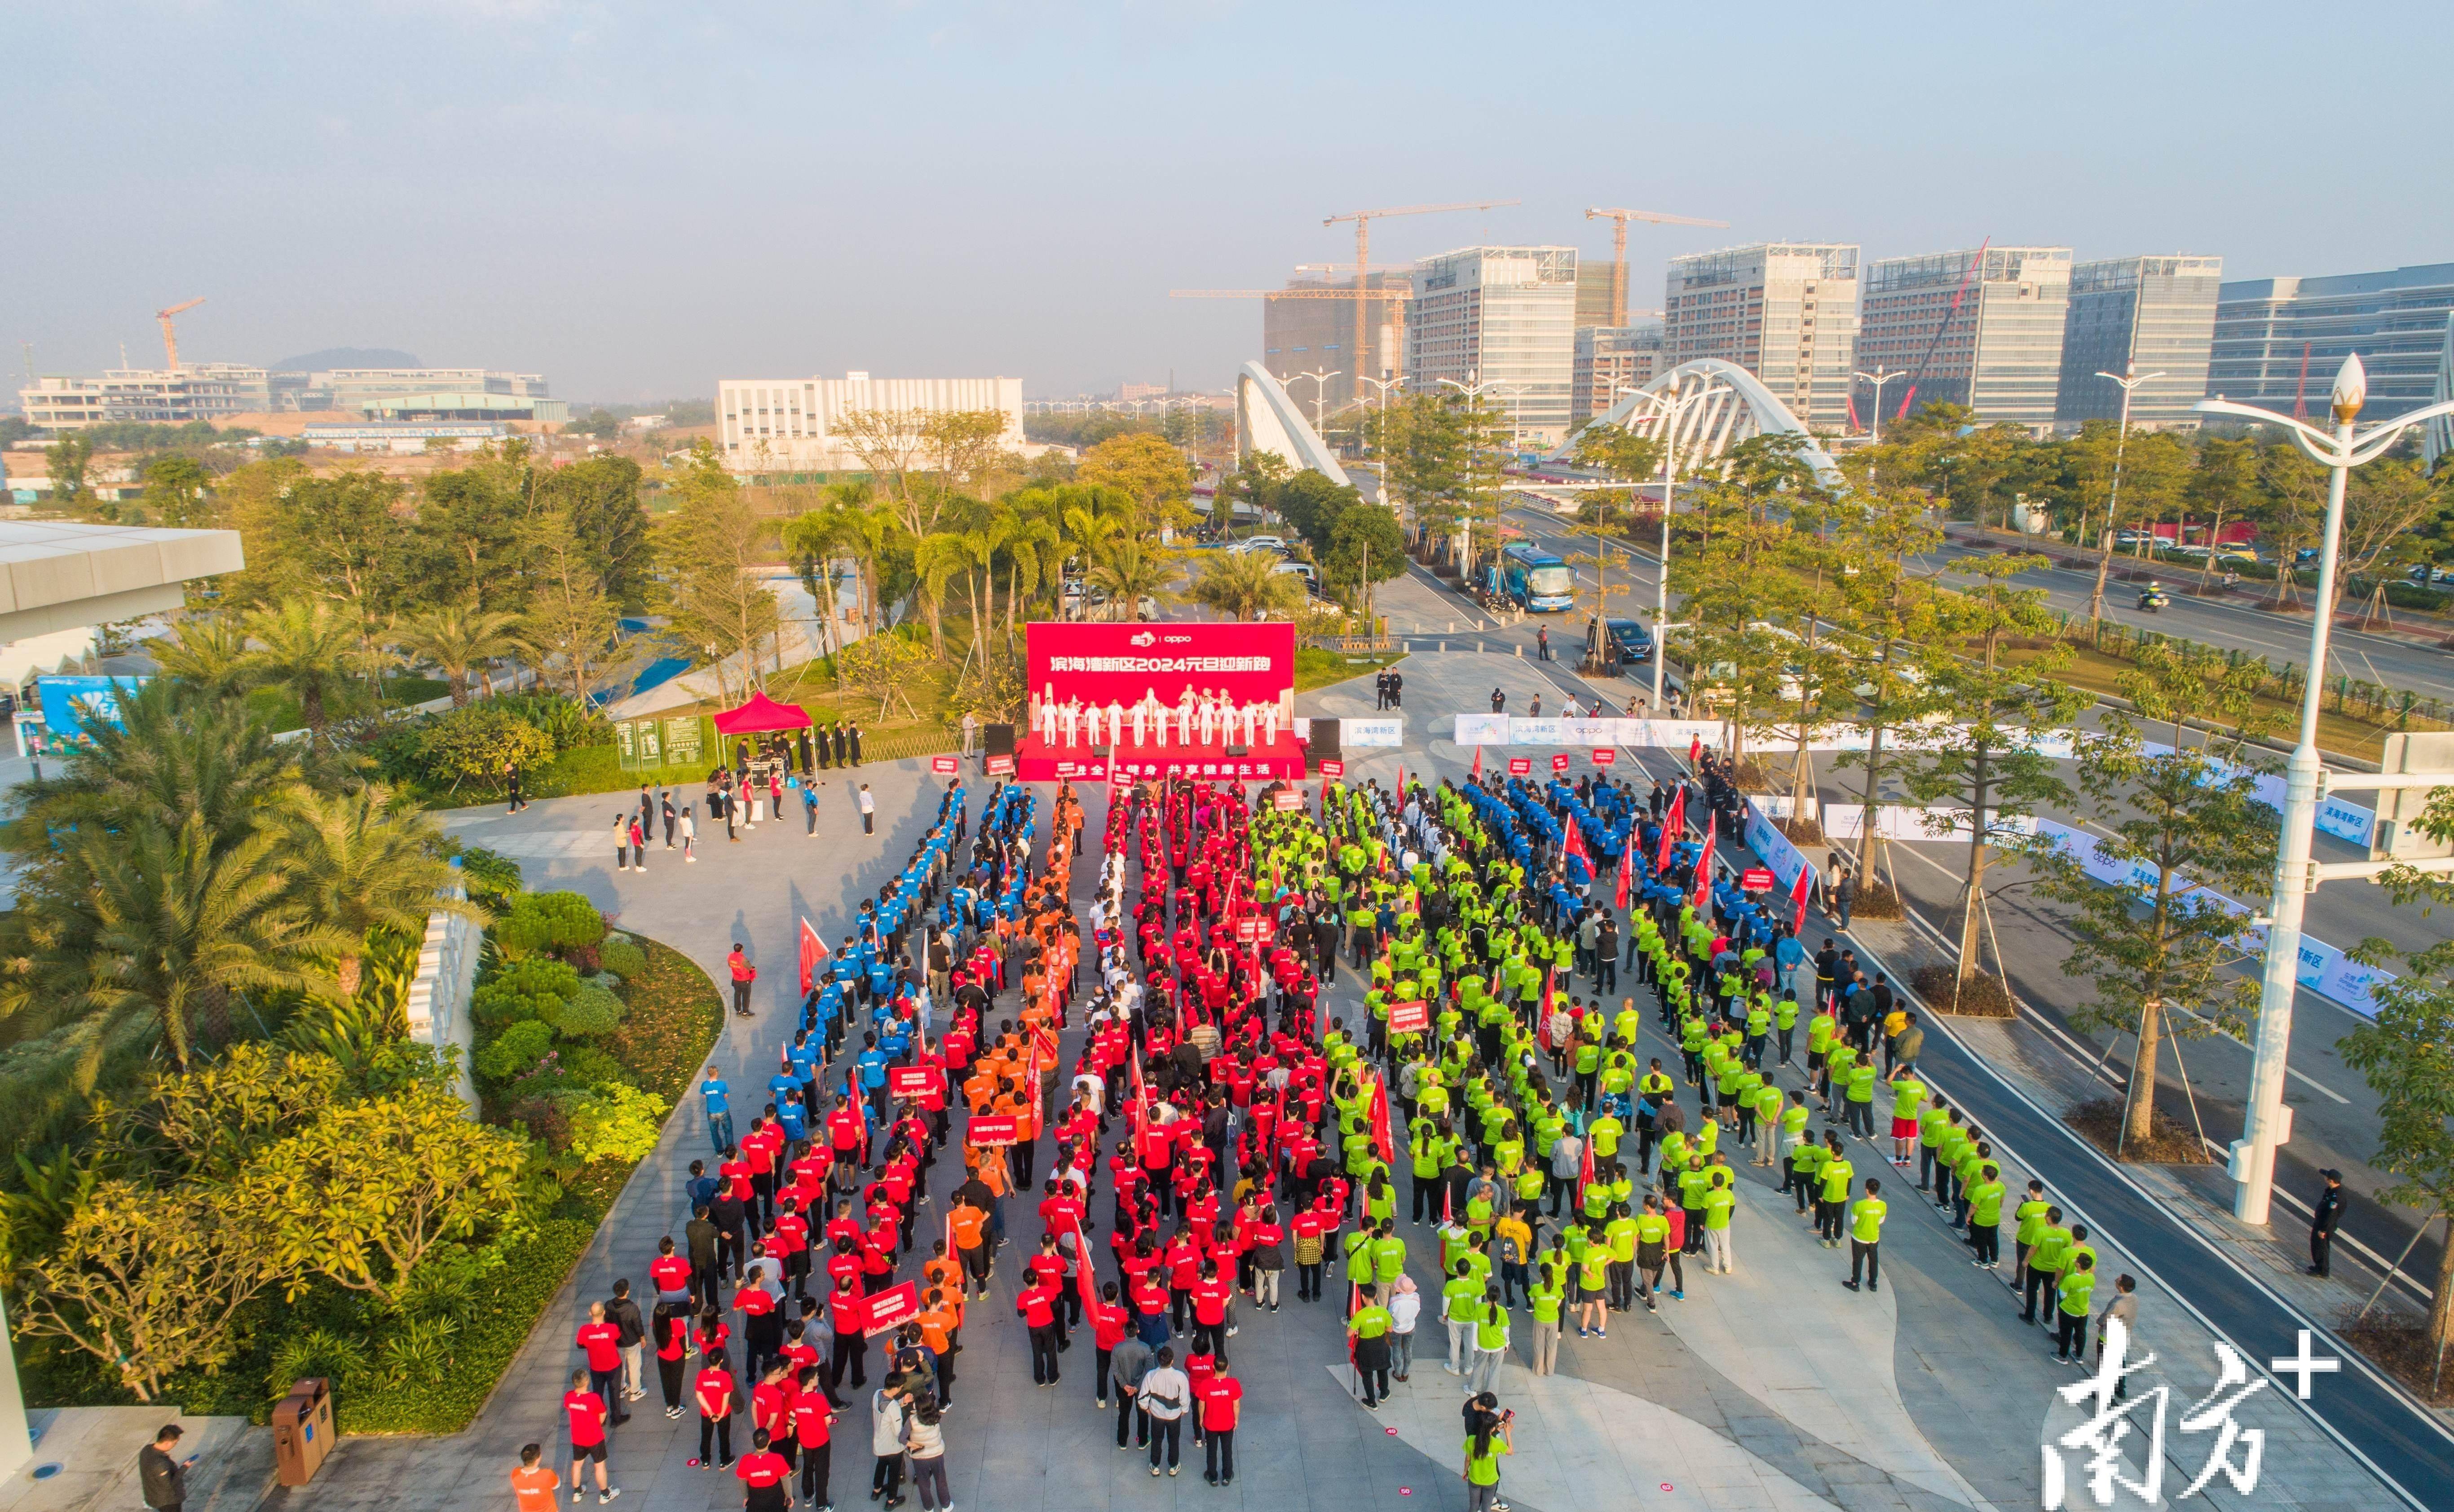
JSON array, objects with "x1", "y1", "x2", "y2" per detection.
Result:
[{"x1": 717, "y1": 371, "x2": 1026, "y2": 474}]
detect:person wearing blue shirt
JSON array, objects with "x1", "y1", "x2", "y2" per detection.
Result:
[
  {"x1": 686, "y1": 1158, "x2": 720, "y2": 1212},
  {"x1": 777, "y1": 1091, "x2": 809, "y2": 1143},
  {"x1": 700, "y1": 1067, "x2": 733, "y2": 1153},
  {"x1": 788, "y1": 1035, "x2": 818, "y2": 1089},
  {"x1": 768, "y1": 1067, "x2": 802, "y2": 1114}
]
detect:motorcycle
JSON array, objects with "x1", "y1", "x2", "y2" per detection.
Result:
[{"x1": 2138, "y1": 589, "x2": 2170, "y2": 613}]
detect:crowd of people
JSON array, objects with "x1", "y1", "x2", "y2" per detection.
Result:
[{"x1": 531, "y1": 742, "x2": 2139, "y2": 1512}]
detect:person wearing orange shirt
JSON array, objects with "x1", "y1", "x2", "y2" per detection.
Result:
[{"x1": 509, "y1": 1443, "x2": 561, "y2": 1512}]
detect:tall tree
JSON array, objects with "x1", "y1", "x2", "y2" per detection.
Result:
[
  {"x1": 654, "y1": 442, "x2": 781, "y2": 698},
  {"x1": 1079, "y1": 433, "x2": 1196, "y2": 533},
  {"x1": 394, "y1": 602, "x2": 525, "y2": 705},
  {"x1": 2338, "y1": 939, "x2": 2454, "y2": 1372},
  {"x1": 1828, "y1": 478, "x2": 1949, "y2": 886},
  {"x1": 1191, "y1": 549, "x2": 1307, "y2": 622},
  {"x1": 275, "y1": 785, "x2": 461, "y2": 998},
  {"x1": 244, "y1": 599, "x2": 359, "y2": 735},
  {"x1": 536, "y1": 455, "x2": 653, "y2": 608},
  {"x1": 521, "y1": 510, "x2": 620, "y2": 699}
]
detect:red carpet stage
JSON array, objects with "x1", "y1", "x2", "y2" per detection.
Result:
[
  {"x1": 1014, "y1": 732, "x2": 1307, "y2": 783},
  {"x1": 1020, "y1": 621, "x2": 1300, "y2": 782}
]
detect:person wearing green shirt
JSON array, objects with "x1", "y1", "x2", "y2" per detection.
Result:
[
  {"x1": 1465, "y1": 1291, "x2": 1511, "y2": 1394},
  {"x1": 2053, "y1": 1253, "x2": 2098, "y2": 1362},
  {"x1": 1370, "y1": 1223, "x2": 1408, "y2": 1287},
  {"x1": 1842, "y1": 1061, "x2": 1879, "y2": 1138},
  {"x1": 1574, "y1": 1239, "x2": 1611, "y2": 1339},
  {"x1": 1790, "y1": 1135, "x2": 1828, "y2": 1221},
  {"x1": 1751, "y1": 1080, "x2": 1784, "y2": 1169},
  {"x1": 1816, "y1": 1136, "x2": 1855, "y2": 1248},
  {"x1": 1461, "y1": 1410, "x2": 1513, "y2": 1512},
  {"x1": 1348, "y1": 1287, "x2": 1395, "y2": 1409},
  {"x1": 1964, "y1": 1162, "x2": 2007, "y2": 1269},
  {"x1": 2011, "y1": 1181, "x2": 2051, "y2": 1286},
  {"x1": 1844, "y1": 1177, "x2": 1887, "y2": 1292},
  {"x1": 1632, "y1": 1197, "x2": 1678, "y2": 1308},
  {"x1": 1440, "y1": 1263, "x2": 1483, "y2": 1375},
  {"x1": 1780, "y1": 1091, "x2": 1815, "y2": 1209},
  {"x1": 1885, "y1": 1068, "x2": 1927, "y2": 1164},
  {"x1": 1933, "y1": 1112, "x2": 1973, "y2": 1212},
  {"x1": 1699, "y1": 1172, "x2": 1738, "y2": 1276},
  {"x1": 1916, "y1": 1100, "x2": 1953, "y2": 1191},
  {"x1": 1587, "y1": 1112, "x2": 1624, "y2": 1162},
  {"x1": 1344, "y1": 1227, "x2": 1375, "y2": 1287},
  {"x1": 1526, "y1": 1268, "x2": 1565, "y2": 1375},
  {"x1": 1602, "y1": 1207, "x2": 1639, "y2": 1309},
  {"x1": 2022, "y1": 1208, "x2": 2072, "y2": 1325}
]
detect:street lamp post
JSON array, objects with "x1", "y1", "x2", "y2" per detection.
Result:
[
  {"x1": 1284, "y1": 368, "x2": 1342, "y2": 438},
  {"x1": 1438, "y1": 370, "x2": 1520, "y2": 582},
  {"x1": 1852, "y1": 366, "x2": 1907, "y2": 444},
  {"x1": 1614, "y1": 379, "x2": 1731, "y2": 710},
  {"x1": 2196, "y1": 356, "x2": 2454, "y2": 1225},
  {"x1": 2085, "y1": 362, "x2": 2167, "y2": 623}
]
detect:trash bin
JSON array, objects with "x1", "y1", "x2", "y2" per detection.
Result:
[{"x1": 271, "y1": 1377, "x2": 334, "y2": 1486}]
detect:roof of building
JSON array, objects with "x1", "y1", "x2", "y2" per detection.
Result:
[{"x1": 0, "y1": 520, "x2": 244, "y2": 622}]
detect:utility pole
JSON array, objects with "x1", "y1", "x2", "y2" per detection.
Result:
[{"x1": 2085, "y1": 363, "x2": 2166, "y2": 625}]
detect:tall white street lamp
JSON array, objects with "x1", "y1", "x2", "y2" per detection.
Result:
[
  {"x1": 1853, "y1": 366, "x2": 1907, "y2": 444},
  {"x1": 2196, "y1": 355, "x2": 2454, "y2": 1225},
  {"x1": 1284, "y1": 368, "x2": 1341, "y2": 436},
  {"x1": 2085, "y1": 362, "x2": 2167, "y2": 621},
  {"x1": 1615, "y1": 378, "x2": 1730, "y2": 710},
  {"x1": 1358, "y1": 373, "x2": 1407, "y2": 412}
]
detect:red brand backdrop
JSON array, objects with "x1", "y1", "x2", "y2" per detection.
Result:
[{"x1": 1027, "y1": 622, "x2": 1295, "y2": 707}]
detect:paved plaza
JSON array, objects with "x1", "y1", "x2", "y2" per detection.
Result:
[{"x1": 266, "y1": 613, "x2": 2410, "y2": 1512}]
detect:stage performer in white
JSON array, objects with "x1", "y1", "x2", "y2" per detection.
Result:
[
  {"x1": 1262, "y1": 700, "x2": 1280, "y2": 745},
  {"x1": 1131, "y1": 692, "x2": 1151, "y2": 747},
  {"x1": 1060, "y1": 699, "x2": 1080, "y2": 749},
  {"x1": 1176, "y1": 687, "x2": 1197, "y2": 742},
  {"x1": 1041, "y1": 684, "x2": 1058, "y2": 739}
]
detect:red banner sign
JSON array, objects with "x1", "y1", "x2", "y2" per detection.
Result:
[
  {"x1": 1026, "y1": 622, "x2": 1295, "y2": 707},
  {"x1": 931, "y1": 755, "x2": 958, "y2": 774},
  {"x1": 1740, "y1": 867, "x2": 1776, "y2": 891},
  {"x1": 858, "y1": 1280, "x2": 922, "y2": 1339},
  {"x1": 1236, "y1": 916, "x2": 1275, "y2": 943},
  {"x1": 1551, "y1": 753, "x2": 1571, "y2": 772},
  {"x1": 888, "y1": 1067, "x2": 937, "y2": 1098},
  {"x1": 985, "y1": 754, "x2": 1015, "y2": 776},
  {"x1": 1272, "y1": 790, "x2": 1304, "y2": 812},
  {"x1": 965, "y1": 1114, "x2": 1019, "y2": 1146},
  {"x1": 1386, "y1": 1000, "x2": 1430, "y2": 1035},
  {"x1": 1591, "y1": 748, "x2": 1615, "y2": 766},
  {"x1": 1319, "y1": 759, "x2": 1345, "y2": 778},
  {"x1": 1507, "y1": 758, "x2": 1532, "y2": 776}
]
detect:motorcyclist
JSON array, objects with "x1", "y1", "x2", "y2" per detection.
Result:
[{"x1": 2139, "y1": 579, "x2": 2169, "y2": 608}]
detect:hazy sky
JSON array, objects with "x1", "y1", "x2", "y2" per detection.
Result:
[{"x1": 13, "y1": 0, "x2": 2448, "y2": 403}]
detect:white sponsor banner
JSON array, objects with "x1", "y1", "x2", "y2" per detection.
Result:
[
  {"x1": 1512, "y1": 718, "x2": 1563, "y2": 745},
  {"x1": 1742, "y1": 801, "x2": 1814, "y2": 895},
  {"x1": 2028, "y1": 817, "x2": 2388, "y2": 1018},
  {"x1": 1558, "y1": 717, "x2": 1615, "y2": 747},
  {"x1": 1452, "y1": 713, "x2": 1509, "y2": 747},
  {"x1": 1820, "y1": 804, "x2": 1964, "y2": 842},
  {"x1": 1342, "y1": 716, "x2": 1405, "y2": 748}
]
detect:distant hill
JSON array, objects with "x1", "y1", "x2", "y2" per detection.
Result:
[{"x1": 267, "y1": 347, "x2": 423, "y2": 372}]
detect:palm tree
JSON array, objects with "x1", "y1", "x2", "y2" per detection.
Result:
[
  {"x1": 149, "y1": 615, "x2": 252, "y2": 699},
  {"x1": 1191, "y1": 549, "x2": 1306, "y2": 622},
  {"x1": 243, "y1": 600, "x2": 356, "y2": 735},
  {"x1": 394, "y1": 602, "x2": 525, "y2": 706},
  {"x1": 1086, "y1": 539, "x2": 1178, "y2": 621},
  {"x1": 1001, "y1": 511, "x2": 1063, "y2": 644},
  {"x1": 276, "y1": 785, "x2": 468, "y2": 998},
  {"x1": 911, "y1": 532, "x2": 969, "y2": 660},
  {"x1": 51, "y1": 816, "x2": 345, "y2": 1071}
]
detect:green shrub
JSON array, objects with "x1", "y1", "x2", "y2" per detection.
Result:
[
  {"x1": 469, "y1": 957, "x2": 581, "y2": 1029},
  {"x1": 494, "y1": 891, "x2": 605, "y2": 956},
  {"x1": 553, "y1": 1045, "x2": 630, "y2": 1093},
  {"x1": 455, "y1": 847, "x2": 524, "y2": 909},
  {"x1": 596, "y1": 935, "x2": 647, "y2": 981},
  {"x1": 474, "y1": 1020, "x2": 556, "y2": 1084},
  {"x1": 563, "y1": 1084, "x2": 670, "y2": 1165},
  {"x1": 415, "y1": 704, "x2": 554, "y2": 795},
  {"x1": 535, "y1": 743, "x2": 622, "y2": 798},
  {"x1": 490, "y1": 692, "x2": 609, "y2": 754},
  {"x1": 545, "y1": 983, "x2": 624, "y2": 1039}
]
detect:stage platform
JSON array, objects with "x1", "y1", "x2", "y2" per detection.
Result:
[{"x1": 1013, "y1": 732, "x2": 1307, "y2": 782}]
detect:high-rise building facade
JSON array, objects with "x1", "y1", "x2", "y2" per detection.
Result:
[
  {"x1": 2209, "y1": 263, "x2": 2454, "y2": 423},
  {"x1": 1406, "y1": 247, "x2": 1579, "y2": 447},
  {"x1": 1260, "y1": 273, "x2": 1408, "y2": 418},
  {"x1": 1662, "y1": 243, "x2": 1859, "y2": 428},
  {"x1": 1855, "y1": 246, "x2": 2070, "y2": 429},
  {"x1": 1571, "y1": 324, "x2": 1662, "y2": 428},
  {"x1": 2055, "y1": 255, "x2": 2223, "y2": 429}
]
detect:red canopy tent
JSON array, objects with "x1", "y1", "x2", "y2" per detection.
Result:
[{"x1": 711, "y1": 691, "x2": 813, "y2": 735}]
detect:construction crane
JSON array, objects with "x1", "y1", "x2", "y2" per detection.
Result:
[
  {"x1": 1324, "y1": 200, "x2": 1519, "y2": 392},
  {"x1": 155, "y1": 298, "x2": 205, "y2": 370},
  {"x1": 1583, "y1": 208, "x2": 1729, "y2": 328}
]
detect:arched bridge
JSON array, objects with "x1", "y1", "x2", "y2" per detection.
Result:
[{"x1": 1549, "y1": 358, "x2": 1841, "y2": 481}]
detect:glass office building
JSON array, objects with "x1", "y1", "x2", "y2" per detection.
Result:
[
  {"x1": 1856, "y1": 247, "x2": 2070, "y2": 430},
  {"x1": 1407, "y1": 247, "x2": 1579, "y2": 447},
  {"x1": 1663, "y1": 243, "x2": 1859, "y2": 428},
  {"x1": 2210, "y1": 263, "x2": 2454, "y2": 423},
  {"x1": 2055, "y1": 255, "x2": 2223, "y2": 429}
]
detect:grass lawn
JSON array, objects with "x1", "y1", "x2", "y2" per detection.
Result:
[
  {"x1": 1999, "y1": 642, "x2": 2438, "y2": 763},
  {"x1": 1296, "y1": 646, "x2": 1407, "y2": 692}
]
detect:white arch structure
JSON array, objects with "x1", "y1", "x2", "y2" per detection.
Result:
[
  {"x1": 1549, "y1": 357, "x2": 1841, "y2": 482},
  {"x1": 1236, "y1": 360, "x2": 1351, "y2": 487}
]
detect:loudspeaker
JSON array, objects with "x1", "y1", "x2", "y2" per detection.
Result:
[
  {"x1": 984, "y1": 723, "x2": 1016, "y2": 758},
  {"x1": 1306, "y1": 718, "x2": 1341, "y2": 761},
  {"x1": 1224, "y1": 743, "x2": 1250, "y2": 758}
]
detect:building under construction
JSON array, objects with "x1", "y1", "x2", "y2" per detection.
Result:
[{"x1": 1259, "y1": 272, "x2": 1410, "y2": 421}]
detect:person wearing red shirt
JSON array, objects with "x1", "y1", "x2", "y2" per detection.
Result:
[
  {"x1": 650, "y1": 1239, "x2": 693, "y2": 1305},
  {"x1": 652, "y1": 1297, "x2": 693, "y2": 1419},
  {"x1": 693, "y1": 1349, "x2": 737, "y2": 1469},
  {"x1": 1087, "y1": 1278, "x2": 1130, "y2": 1408},
  {"x1": 736, "y1": 1270, "x2": 781, "y2": 1385},
  {"x1": 575, "y1": 1301, "x2": 630, "y2": 1428},
  {"x1": 1016, "y1": 1276, "x2": 1063, "y2": 1385},
  {"x1": 561, "y1": 1370, "x2": 618, "y2": 1503},
  {"x1": 750, "y1": 1361, "x2": 793, "y2": 1457},
  {"x1": 1189, "y1": 1261, "x2": 1235, "y2": 1356},
  {"x1": 789, "y1": 1365, "x2": 835, "y2": 1507},
  {"x1": 735, "y1": 1428, "x2": 792, "y2": 1512},
  {"x1": 1164, "y1": 1230, "x2": 1201, "y2": 1331},
  {"x1": 1196, "y1": 1367, "x2": 1244, "y2": 1486},
  {"x1": 769, "y1": 1201, "x2": 812, "y2": 1300}
]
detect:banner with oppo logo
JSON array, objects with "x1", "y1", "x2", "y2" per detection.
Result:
[{"x1": 1028, "y1": 622, "x2": 1294, "y2": 705}]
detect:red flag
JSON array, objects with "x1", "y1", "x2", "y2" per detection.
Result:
[
  {"x1": 1577, "y1": 1124, "x2": 1596, "y2": 1200},
  {"x1": 1614, "y1": 842, "x2": 1634, "y2": 910},
  {"x1": 1396, "y1": 765, "x2": 1405, "y2": 801},
  {"x1": 1072, "y1": 1221, "x2": 1100, "y2": 1315},
  {"x1": 1688, "y1": 734, "x2": 1702, "y2": 764},
  {"x1": 1656, "y1": 788, "x2": 1686, "y2": 871},
  {"x1": 1370, "y1": 1076, "x2": 1393, "y2": 1166},
  {"x1": 1692, "y1": 826, "x2": 1716, "y2": 911},
  {"x1": 1562, "y1": 820, "x2": 1590, "y2": 869},
  {"x1": 1791, "y1": 865, "x2": 1814, "y2": 935},
  {"x1": 799, "y1": 917, "x2": 828, "y2": 994},
  {"x1": 1537, "y1": 966, "x2": 1556, "y2": 1051},
  {"x1": 848, "y1": 1070, "x2": 868, "y2": 1146},
  {"x1": 1471, "y1": 744, "x2": 1483, "y2": 780}
]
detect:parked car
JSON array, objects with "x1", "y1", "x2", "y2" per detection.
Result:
[
  {"x1": 1231, "y1": 535, "x2": 1287, "y2": 555},
  {"x1": 1587, "y1": 616, "x2": 1654, "y2": 666}
]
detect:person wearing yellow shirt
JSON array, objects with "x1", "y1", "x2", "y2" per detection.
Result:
[
  {"x1": 1815, "y1": 1134, "x2": 1854, "y2": 1249},
  {"x1": 2021, "y1": 1207, "x2": 2072, "y2": 1326},
  {"x1": 1699, "y1": 1169, "x2": 1738, "y2": 1276},
  {"x1": 1842, "y1": 1177, "x2": 1887, "y2": 1293},
  {"x1": 1885, "y1": 1067, "x2": 1927, "y2": 1166},
  {"x1": 2053, "y1": 1252, "x2": 2098, "y2": 1362},
  {"x1": 2010, "y1": 1180, "x2": 2051, "y2": 1290}
]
